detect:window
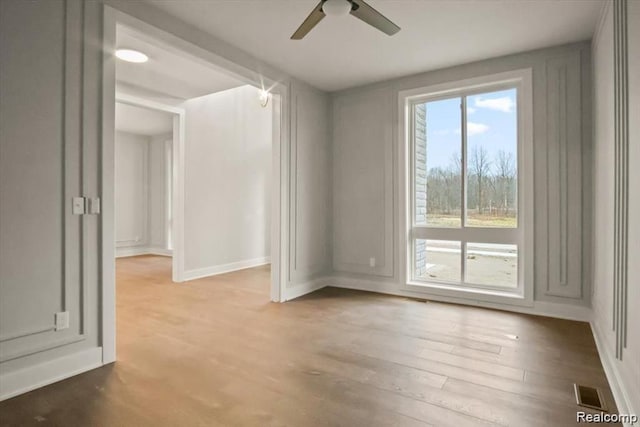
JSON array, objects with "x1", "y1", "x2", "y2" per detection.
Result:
[{"x1": 405, "y1": 72, "x2": 531, "y2": 297}]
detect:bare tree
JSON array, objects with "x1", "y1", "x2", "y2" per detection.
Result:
[
  {"x1": 469, "y1": 145, "x2": 491, "y2": 214},
  {"x1": 447, "y1": 153, "x2": 462, "y2": 214},
  {"x1": 449, "y1": 153, "x2": 462, "y2": 176},
  {"x1": 495, "y1": 150, "x2": 515, "y2": 214},
  {"x1": 496, "y1": 150, "x2": 515, "y2": 179}
]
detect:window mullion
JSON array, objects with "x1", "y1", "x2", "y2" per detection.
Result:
[
  {"x1": 461, "y1": 96, "x2": 468, "y2": 284},
  {"x1": 461, "y1": 96, "x2": 468, "y2": 228}
]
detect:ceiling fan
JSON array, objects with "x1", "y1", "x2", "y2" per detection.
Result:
[{"x1": 291, "y1": 0, "x2": 400, "y2": 40}]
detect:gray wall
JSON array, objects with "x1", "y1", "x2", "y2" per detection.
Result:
[
  {"x1": 331, "y1": 42, "x2": 593, "y2": 307},
  {"x1": 333, "y1": 87, "x2": 394, "y2": 277},
  {"x1": 591, "y1": 1, "x2": 639, "y2": 416},
  {"x1": 288, "y1": 82, "x2": 333, "y2": 287},
  {"x1": 0, "y1": 0, "x2": 103, "y2": 398}
]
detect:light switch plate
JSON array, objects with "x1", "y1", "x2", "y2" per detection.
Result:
[
  {"x1": 88, "y1": 197, "x2": 100, "y2": 214},
  {"x1": 72, "y1": 197, "x2": 85, "y2": 215},
  {"x1": 55, "y1": 311, "x2": 69, "y2": 331}
]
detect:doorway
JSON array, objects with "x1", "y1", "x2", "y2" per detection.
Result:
[
  {"x1": 114, "y1": 96, "x2": 183, "y2": 282},
  {"x1": 114, "y1": 101, "x2": 175, "y2": 259},
  {"x1": 101, "y1": 9, "x2": 289, "y2": 364}
]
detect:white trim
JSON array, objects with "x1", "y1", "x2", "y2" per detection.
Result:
[
  {"x1": 172, "y1": 105, "x2": 186, "y2": 283},
  {"x1": 590, "y1": 321, "x2": 640, "y2": 427},
  {"x1": 527, "y1": 301, "x2": 590, "y2": 322},
  {"x1": 328, "y1": 276, "x2": 591, "y2": 321},
  {"x1": 0, "y1": 347, "x2": 103, "y2": 401},
  {"x1": 146, "y1": 247, "x2": 173, "y2": 257},
  {"x1": 115, "y1": 247, "x2": 173, "y2": 258},
  {"x1": 115, "y1": 247, "x2": 149, "y2": 258},
  {"x1": 284, "y1": 278, "x2": 329, "y2": 301},
  {"x1": 271, "y1": 89, "x2": 289, "y2": 304},
  {"x1": 397, "y1": 68, "x2": 534, "y2": 307},
  {"x1": 101, "y1": 5, "x2": 118, "y2": 365},
  {"x1": 182, "y1": 257, "x2": 271, "y2": 281}
]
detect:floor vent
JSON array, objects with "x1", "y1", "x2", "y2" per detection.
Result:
[{"x1": 574, "y1": 384, "x2": 607, "y2": 411}]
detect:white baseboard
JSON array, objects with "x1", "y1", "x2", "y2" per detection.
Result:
[
  {"x1": 116, "y1": 246, "x2": 172, "y2": 258},
  {"x1": 182, "y1": 256, "x2": 270, "y2": 281},
  {"x1": 146, "y1": 247, "x2": 172, "y2": 257},
  {"x1": 531, "y1": 300, "x2": 592, "y2": 322},
  {"x1": 327, "y1": 276, "x2": 591, "y2": 322},
  {"x1": 0, "y1": 347, "x2": 103, "y2": 401},
  {"x1": 590, "y1": 321, "x2": 640, "y2": 427},
  {"x1": 116, "y1": 246, "x2": 148, "y2": 258},
  {"x1": 284, "y1": 277, "x2": 329, "y2": 301}
]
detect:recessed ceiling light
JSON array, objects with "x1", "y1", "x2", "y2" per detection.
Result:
[{"x1": 115, "y1": 49, "x2": 148, "y2": 63}]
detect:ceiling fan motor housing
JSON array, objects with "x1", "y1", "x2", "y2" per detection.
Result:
[
  {"x1": 322, "y1": 0, "x2": 354, "y2": 17},
  {"x1": 292, "y1": 0, "x2": 400, "y2": 40}
]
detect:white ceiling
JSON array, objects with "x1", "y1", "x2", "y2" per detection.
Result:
[
  {"x1": 149, "y1": 0, "x2": 605, "y2": 92},
  {"x1": 116, "y1": 25, "x2": 246, "y2": 100},
  {"x1": 115, "y1": 103, "x2": 173, "y2": 136}
]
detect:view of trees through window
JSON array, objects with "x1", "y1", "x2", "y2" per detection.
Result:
[
  {"x1": 411, "y1": 85, "x2": 520, "y2": 290},
  {"x1": 416, "y1": 88, "x2": 518, "y2": 228}
]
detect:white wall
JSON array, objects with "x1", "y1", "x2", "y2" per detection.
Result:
[
  {"x1": 114, "y1": 131, "x2": 171, "y2": 257},
  {"x1": 181, "y1": 83, "x2": 333, "y2": 285},
  {"x1": 330, "y1": 42, "x2": 593, "y2": 315},
  {"x1": 148, "y1": 133, "x2": 172, "y2": 250},
  {"x1": 182, "y1": 85, "x2": 272, "y2": 277},
  {"x1": 115, "y1": 131, "x2": 149, "y2": 250},
  {"x1": 591, "y1": 1, "x2": 639, "y2": 419}
]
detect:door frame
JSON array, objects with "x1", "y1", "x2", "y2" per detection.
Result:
[{"x1": 100, "y1": 6, "x2": 290, "y2": 364}]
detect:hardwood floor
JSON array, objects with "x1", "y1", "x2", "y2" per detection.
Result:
[{"x1": 0, "y1": 255, "x2": 618, "y2": 426}]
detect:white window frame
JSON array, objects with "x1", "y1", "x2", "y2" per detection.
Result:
[{"x1": 398, "y1": 69, "x2": 534, "y2": 307}]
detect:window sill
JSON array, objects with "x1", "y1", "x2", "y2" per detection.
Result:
[{"x1": 405, "y1": 280, "x2": 533, "y2": 308}]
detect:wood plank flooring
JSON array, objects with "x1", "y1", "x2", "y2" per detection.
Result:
[{"x1": 0, "y1": 255, "x2": 619, "y2": 426}]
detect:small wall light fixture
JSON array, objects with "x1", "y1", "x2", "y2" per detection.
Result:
[
  {"x1": 259, "y1": 89, "x2": 271, "y2": 108},
  {"x1": 115, "y1": 49, "x2": 149, "y2": 63}
]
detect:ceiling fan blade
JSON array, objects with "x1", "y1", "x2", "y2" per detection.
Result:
[
  {"x1": 350, "y1": 0, "x2": 400, "y2": 36},
  {"x1": 291, "y1": 1, "x2": 326, "y2": 40}
]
